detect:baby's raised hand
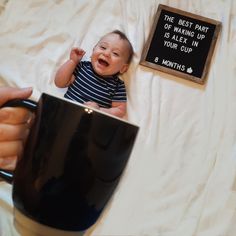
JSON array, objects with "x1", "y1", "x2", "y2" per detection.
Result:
[{"x1": 70, "y1": 48, "x2": 86, "y2": 65}]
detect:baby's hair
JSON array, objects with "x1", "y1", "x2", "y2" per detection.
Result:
[{"x1": 108, "y1": 30, "x2": 134, "y2": 64}]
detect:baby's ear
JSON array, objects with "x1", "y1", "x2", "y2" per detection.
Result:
[{"x1": 119, "y1": 64, "x2": 129, "y2": 74}]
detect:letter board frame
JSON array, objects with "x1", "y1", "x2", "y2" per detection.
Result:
[{"x1": 140, "y1": 4, "x2": 222, "y2": 84}]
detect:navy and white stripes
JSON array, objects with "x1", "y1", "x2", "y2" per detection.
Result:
[{"x1": 64, "y1": 61, "x2": 126, "y2": 108}]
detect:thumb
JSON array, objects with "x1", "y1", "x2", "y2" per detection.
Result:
[{"x1": 0, "y1": 87, "x2": 33, "y2": 106}]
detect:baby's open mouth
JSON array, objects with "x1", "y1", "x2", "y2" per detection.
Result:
[{"x1": 98, "y1": 59, "x2": 109, "y2": 67}]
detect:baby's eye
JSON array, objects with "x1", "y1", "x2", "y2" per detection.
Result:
[
  {"x1": 100, "y1": 45, "x2": 106, "y2": 50},
  {"x1": 113, "y1": 52, "x2": 119, "y2": 56}
]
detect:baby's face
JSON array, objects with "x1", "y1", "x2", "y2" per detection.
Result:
[{"x1": 91, "y1": 33, "x2": 130, "y2": 77}]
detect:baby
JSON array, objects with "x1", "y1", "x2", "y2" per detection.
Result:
[{"x1": 54, "y1": 30, "x2": 134, "y2": 118}]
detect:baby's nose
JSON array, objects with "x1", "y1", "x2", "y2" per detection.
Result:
[{"x1": 103, "y1": 49, "x2": 111, "y2": 57}]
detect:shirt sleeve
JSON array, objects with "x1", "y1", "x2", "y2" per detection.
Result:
[{"x1": 73, "y1": 61, "x2": 84, "y2": 76}]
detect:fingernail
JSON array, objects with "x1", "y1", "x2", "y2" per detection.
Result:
[{"x1": 22, "y1": 87, "x2": 33, "y2": 91}]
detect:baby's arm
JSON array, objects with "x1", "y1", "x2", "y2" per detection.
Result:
[
  {"x1": 54, "y1": 48, "x2": 85, "y2": 88},
  {"x1": 100, "y1": 101, "x2": 126, "y2": 118},
  {"x1": 84, "y1": 101, "x2": 126, "y2": 118}
]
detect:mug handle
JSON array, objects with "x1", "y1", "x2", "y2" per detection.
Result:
[{"x1": 0, "y1": 99, "x2": 37, "y2": 183}]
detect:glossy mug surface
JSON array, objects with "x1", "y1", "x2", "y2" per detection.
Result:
[{"x1": 8, "y1": 93, "x2": 139, "y2": 231}]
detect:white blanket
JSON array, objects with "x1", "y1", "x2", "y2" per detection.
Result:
[{"x1": 1, "y1": 0, "x2": 236, "y2": 235}]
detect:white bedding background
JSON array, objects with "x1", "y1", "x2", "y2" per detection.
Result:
[{"x1": 0, "y1": 0, "x2": 236, "y2": 235}]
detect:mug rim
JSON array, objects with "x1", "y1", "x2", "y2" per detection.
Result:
[{"x1": 41, "y1": 92, "x2": 139, "y2": 128}]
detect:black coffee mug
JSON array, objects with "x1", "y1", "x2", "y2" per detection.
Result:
[{"x1": 0, "y1": 93, "x2": 139, "y2": 233}]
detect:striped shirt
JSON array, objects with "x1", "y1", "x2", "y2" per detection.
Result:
[{"x1": 64, "y1": 61, "x2": 127, "y2": 108}]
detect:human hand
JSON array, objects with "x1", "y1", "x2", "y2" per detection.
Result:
[
  {"x1": 0, "y1": 87, "x2": 34, "y2": 170},
  {"x1": 84, "y1": 101, "x2": 100, "y2": 110},
  {"x1": 70, "y1": 48, "x2": 86, "y2": 65}
]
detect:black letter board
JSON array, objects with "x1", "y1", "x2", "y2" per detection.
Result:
[{"x1": 140, "y1": 4, "x2": 221, "y2": 84}]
